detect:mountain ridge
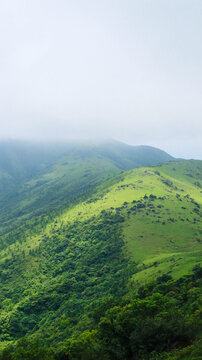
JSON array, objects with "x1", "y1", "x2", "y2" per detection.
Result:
[
  {"x1": 0, "y1": 140, "x2": 174, "y2": 235},
  {"x1": 0, "y1": 143, "x2": 201, "y2": 359}
]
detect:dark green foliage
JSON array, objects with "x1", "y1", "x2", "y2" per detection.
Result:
[
  {"x1": 61, "y1": 268, "x2": 201, "y2": 360},
  {"x1": 161, "y1": 178, "x2": 174, "y2": 188},
  {"x1": 1, "y1": 268, "x2": 201, "y2": 360},
  {"x1": 0, "y1": 211, "x2": 135, "y2": 346},
  {"x1": 0, "y1": 339, "x2": 54, "y2": 360},
  {"x1": 149, "y1": 194, "x2": 157, "y2": 200}
]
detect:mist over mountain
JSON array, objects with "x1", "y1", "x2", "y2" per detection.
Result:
[
  {"x1": 0, "y1": 0, "x2": 201, "y2": 358},
  {"x1": 0, "y1": 139, "x2": 174, "y2": 233},
  {"x1": 0, "y1": 139, "x2": 174, "y2": 180},
  {"x1": 0, "y1": 1, "x2": 202, "y2": 159}
]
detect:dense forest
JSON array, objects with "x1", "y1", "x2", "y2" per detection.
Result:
[{"x1": 1, "y1": 267, "x2": 201, "y2": 360}]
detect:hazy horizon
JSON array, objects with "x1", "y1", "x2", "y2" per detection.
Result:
[
  {"x1": 0, "y1": 137, "x2": 198, "y2": 161},
  {"x1": 0, "y1": 0, "x2": 201, "y2": 159}
]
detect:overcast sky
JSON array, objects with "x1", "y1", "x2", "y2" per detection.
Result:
[{"x1": 0, "y1": 0, "x2": 201, "y2": 158}]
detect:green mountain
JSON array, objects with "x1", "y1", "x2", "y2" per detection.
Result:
[
  {"x1": 0, "y1": 140, "x2": 173, "y2": 235},
  {"x1": 0, "y1": 142, "x2": 201, "y2": 360}
]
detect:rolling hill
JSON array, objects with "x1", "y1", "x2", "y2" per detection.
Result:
[
  {"x1": 0, "y1": 140, "x2": 174, "y2": 235},
  {"x1": 0, "y1": 152, "x2": 201, "y2": 359}
]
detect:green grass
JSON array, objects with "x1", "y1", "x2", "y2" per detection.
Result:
[
  {"x1": 132, "y1": 251, "x2": 201, "y2": 287},
  {"x1": 0, "y1": 159, "x2": 201, "y2": 356}
]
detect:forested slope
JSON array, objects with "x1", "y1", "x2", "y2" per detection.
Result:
[{"x1": 0, "y1": 158, "x2": 201, "y2": 359}]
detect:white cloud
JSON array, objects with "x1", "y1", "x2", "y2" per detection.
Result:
[{"x1": 0, "y1": 0, "x2": 201, "y2": 159}]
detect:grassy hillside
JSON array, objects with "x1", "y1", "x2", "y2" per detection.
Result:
[
  {"x1": 0, "y1": 140, "x2": 174, "y2": 235},
  {"x1": 0, "y1": 159, "x2": 201, "y2": 359}
]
